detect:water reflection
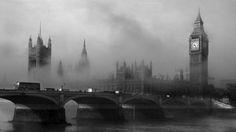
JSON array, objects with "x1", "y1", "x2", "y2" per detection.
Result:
[
  {"x1": 12, "y1": 122, "x2": 66, "y2": 132},
  {"x1": 0, "y1": 116, "x2": 235, "y2": 132}
]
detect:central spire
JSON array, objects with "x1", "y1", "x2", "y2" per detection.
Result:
[
  {"x1": 83, "y1": 39, "x2": 86, "y2": 48},
  {"x1": 77, "y1": 39, "x2": 90, "y2": 79},
  {"x1": 81, "y1": 39, "x2": 87, "y2": 56},
  {"x1": 37, "y1": 22, "x2": 44, "y2": 46},
  {"x1": 39, "y1": 22, "x2": 42, "y2": 37}
]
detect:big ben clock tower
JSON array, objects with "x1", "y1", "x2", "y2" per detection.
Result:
[{"x1": 189, "y1": 11, "x2": 209, "y2": 92}]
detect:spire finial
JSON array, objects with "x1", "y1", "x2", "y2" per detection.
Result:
[
  {"x1": 83, "y1": 38, "x2": 86, "y2": 48},
  {"x1": 39, "y1": 22, "x2": 42, "y2": 37},
  {"x1": 195, "y1": 8, "x2": 203, "y2": 24},
  {"x1": 198, "y1": 7, "x2": 201, "y2": 18}
]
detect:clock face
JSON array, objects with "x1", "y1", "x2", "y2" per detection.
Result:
[{"x1": 191, "y1": 38, "x2": 200, "y2": 51}]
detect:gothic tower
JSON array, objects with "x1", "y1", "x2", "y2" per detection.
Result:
[
  {"x1": 189, "y1": 10, "x2": 209, "y2": 92},
  {"x1": 77, "y1": 39, "x2": 90, "y2": 78},
  {"x1": 28, "y1": 25, "x2": 52, "y2": 76}
]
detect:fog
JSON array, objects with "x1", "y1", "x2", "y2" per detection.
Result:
[{"x1": 0, "y1": 0, "x2": 236, "y2": 87}]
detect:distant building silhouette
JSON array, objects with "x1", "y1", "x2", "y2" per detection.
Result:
[
  {"x1": 76, "y1": 39, "x2": 90, "y2": 79},
  {"x1": 189, "y1": 10, "x2": 209, "y2": 92},
  {"x1": 57, "y1": 60, "x2": 64, "y2": 78},
  {"x1": 221, "y1": 80, "x2": 236, "y2": 89},
  {"x1": 28, "y1": 25, "x2": 51, "y2": 77},
  {"x1": 116, "y1": 61, "x2": 152, "y2": 94},
  {"x1": 116, "y1": 61, "x2": 152, "y2": 81}
]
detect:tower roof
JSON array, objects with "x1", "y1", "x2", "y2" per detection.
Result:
[
  {"x1": 194, "y1": 9, "x2": 203, "y2": 24},
  {"x1": 191, "y1": 9, "x2": 206, "y2": 35}
]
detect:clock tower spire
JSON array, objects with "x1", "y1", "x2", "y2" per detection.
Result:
[{"x1": 189, "y1": 10, "x2": 209, "y2": 94}]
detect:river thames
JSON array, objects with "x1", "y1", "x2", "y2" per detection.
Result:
[
  {"x1": 1, "y1": 115, "x2": 236, "y2": 132},
  {"x1": 0, "y1": 100, "x2": 236, "y2": 132}
]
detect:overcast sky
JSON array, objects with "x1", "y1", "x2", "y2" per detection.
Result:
[{"x1": 0, "y1": 0, "x2": 236, "y2": 84}]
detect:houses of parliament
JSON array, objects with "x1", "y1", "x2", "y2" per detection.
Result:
[
  {"x1": 27, "y1": 11, "x2": 209, "y2": 94},
  {"x1": 28, "y1": 26, "x2": 90, "y2": 81}
]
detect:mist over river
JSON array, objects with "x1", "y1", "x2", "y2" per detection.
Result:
[{"x1": 0, "y1": 100, "x2": 236, "y2": 132}]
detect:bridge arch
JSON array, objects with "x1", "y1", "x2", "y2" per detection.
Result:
[
  {"x1": 0, "y1": 94, "x2": 62, "y2": 123},
  {"x1": 0, "y1": 94, "x2": 58, "y2": 106},
  {"x1": 63, "y1": 95, "x2": 122, "y2": 120},
  {"x1": 63, "y1": 95, "x2": 118, "y2": 106},
  {"x1": 122, "y1": 95, "x2": 163, "y2": 119},
  {"x1": 123, "y1": 96, "x2": 160, "y2": 105}
]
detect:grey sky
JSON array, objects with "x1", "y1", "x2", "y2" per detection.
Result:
[{"x1": 0, "y1": 0, "x2": 236, "y2": 85}]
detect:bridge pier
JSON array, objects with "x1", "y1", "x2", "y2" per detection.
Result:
[{"x1": 13, "y1": 105, "x2": 66, "y2": 124}]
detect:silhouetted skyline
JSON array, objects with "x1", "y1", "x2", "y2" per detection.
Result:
[{"x1": 1, "y1": 0, "x2": 236, "y2": 87}]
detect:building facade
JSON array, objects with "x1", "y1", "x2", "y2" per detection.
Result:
[
  {"x1": 189, "y1": 11, "x2": 209, "y2": 92},
  {"x1": 28, "y1": 29, "x2": 51, "y2": 76},
  {"x1": 116, "y1": 61, "x2": 152, "y2": 94}
]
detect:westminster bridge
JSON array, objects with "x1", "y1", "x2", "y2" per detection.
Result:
[{"x1": 0, "y1": 89, "x2": 212, "y2": 124}]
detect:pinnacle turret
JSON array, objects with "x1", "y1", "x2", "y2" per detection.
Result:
[
  {"x1": 48, "y1": 36, "x2": 52, "y2": 48},
  {"x1": 81, "y1": 39, "x2": 87, "y2": 56},
  {"x1": 28, "y1": 36, "x2": 32, "y2": 48}
]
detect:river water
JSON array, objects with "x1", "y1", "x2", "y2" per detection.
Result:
[{"x1": 0, "y1": 101, "x2": 236, "y2": 132}]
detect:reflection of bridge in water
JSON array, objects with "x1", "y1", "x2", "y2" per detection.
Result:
[{"x1": 0, "y1": 89, "x2": 212, "y2": 124}]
